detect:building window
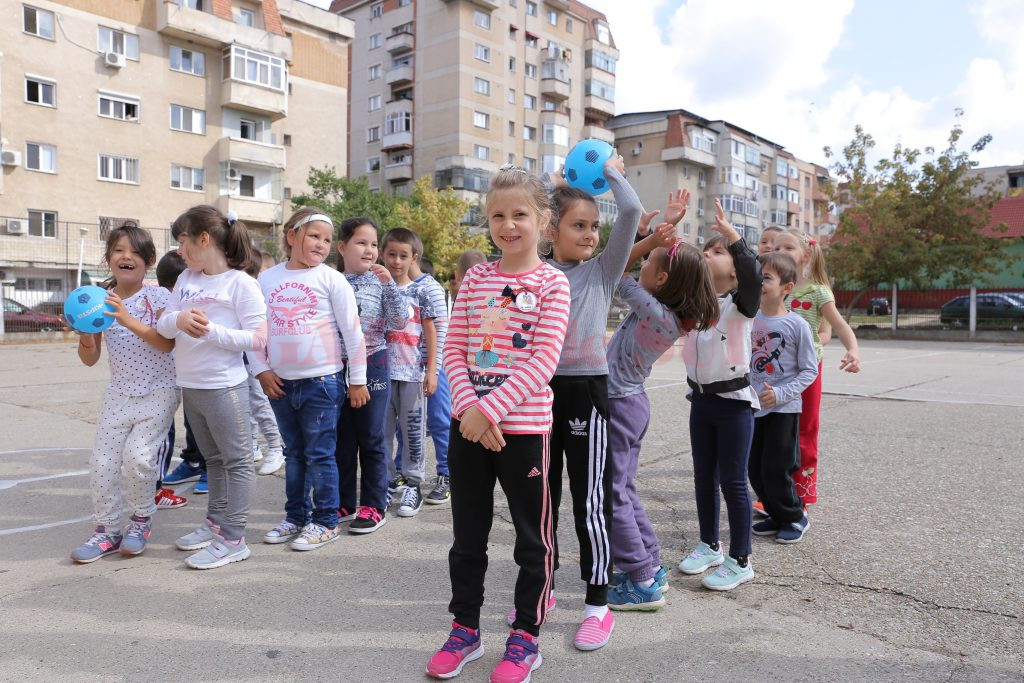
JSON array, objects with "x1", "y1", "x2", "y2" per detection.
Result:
[
  {"x1": 595, "y1": 20, "x2": 611, "y2": 45},
  {"x1": 474, "y1": 43, "x2": 490, "y2": 62},
  {"x1": 474, "y1": 77, "x2": 491, "y2": 95},
  {"x1": 789, "y1": 163, "x2": 799, "y2": 179},
  {"x1": 585, "y1": 79, "x2": 614, "y2": 101},
  {"x1": 239, "y1": 118, "x2": 270, "y2": 141},
  {"x1": 97, "y1": 26, "x2": 140, "y2": 60},
  {"x1": 474, "y1": 10, "x2": 490, "y2": 29},
  {"x1": 369, "y1": 32, "x2": 382, "y2": 49},
  {"x1": 523, "y1": 125, "x2": 536, "y2": 141},
  {"x1": 473, "y1": 111, "x2": 490, "y2": 129},
  {"x1": 398, "y1": 0, "x2": 410, "y2": 6},
  {"x1": 368, "y1": 95, "x2": 382, "y2": 111},
  {"x1": 369, "y1": 64, "x2": 381, "y2": 80},
  {"x1": 542, "y1": 155, "x2": 565, "y2": 174},
  {"x1": 371, "y1": 2, "x2": 383, "y2": 18},
  {"x1": 547, "y1": 10, "x2": 557, "y2": 25},
  {"x1": 526, "y1": 1, "x2": 537, "y2": 17},
  {"x1": 523, "y1": 94, "x2": 536, "y2": 109},
  {"x1": 170, "y1": 104, "x2": 205, "y2": 134},
  {"x1": 98, "y1": 92, "x2": 140, "y2": 122},
  {"x1": 525, "y1": 34, "x2": 538, "y2": 48},
  {"x1": 473, "y1": 145, "x2": 489, "y2": 161},
  {"x1": 27, "y1": 210, "x2": 57, "y2": 238},
  {"x1": 25, "y1": 142, "x2": 56, "y2": 173},
  {"x1": 523, "y1": 157, "x2": 536, "y2": 172},
  {"x1": 690, "y1": 129, "x2": 717, "y2": 153},
  {"x1": 283, "y1": 134, "x2": 291, "y2": 146},
  {"x1": 525, "y1": 63, "x2": 537, "y2": 79},
  {"x1": 23, "y1": 5, "x2": 54, "y2": 39},
  {"x1": 170, "y1": 164, "x2": 204, "y2": 192},
  {"x1": 542, "y1": 124, "x2": 568, "y2": 146},
  {"x1": 367, "y1": 156, "x2": 380, "y2": 172},
  {"x1": 566, "y1": 18, "x2": 573, "y2": 33},
  {"x1": 508, "y1": 121, "x2": 515, "y2": 136},
  {"x1": 508, "y1": 88, "x2": 516, "y2": 104},
  {"x1": 170, "y1": 45, "x2": 205, "y2": 76},
  {"x1": 509, "y1": 56, "x2": 516, "y2": 72},
  {"x1": 222, "y1": 45, "x2": 286, "y2": 92},
  {"x1": 98, "y1": 154, "x2": 139, "y2": 184},
  {"x1": 177, "y1": 0, "x2": 203, "y2": 8},
  {"x1": 788, "y1": 189, "x2": 800, "y2": 204},
  {"x1": 237, "y1": 8, "x2": 255, "y2": 27},
  {"x1": 385, "y1": 111, "x2": 411, "y2": 135},
  {"x1": 367, "y1": 126, "x2": 381, "y2": 142},
  {"x1": 682, "y1": 221, "x2": 691, "y2": 236},
  {"x1": 585, "y1": 49, "x2": 617, "y2": 74},
  {"x1": 25, "y1": 76, "x2": 55, "y2": 107}
]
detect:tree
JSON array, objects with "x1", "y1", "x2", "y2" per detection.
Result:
[
  {"x1": 824, "y1": 115, "x2": 1009, "y2": 314},
  {"x1": 290, "y1": 166, "x2": 401, "y2": 233}
]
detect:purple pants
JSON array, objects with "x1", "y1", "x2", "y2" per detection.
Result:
[{"x1": 607, "y1": 392, "x2": 661, "y2": 582}]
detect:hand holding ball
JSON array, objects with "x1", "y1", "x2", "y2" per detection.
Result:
[
  {"x1": 563, "y1": 139, "x2": 615, "y2": 195},
  {"x1": 64, "y1": 285, "x2": 116, "y2": 333}
]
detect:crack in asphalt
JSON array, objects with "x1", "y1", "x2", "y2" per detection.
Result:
[{"x1": 0, "y1": 563, "x2": 149, "y2": 603}]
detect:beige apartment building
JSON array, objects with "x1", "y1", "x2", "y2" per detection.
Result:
[
  {"x1": 608, "y1": 110, "x2": 837, "y2": 247},
  {"x1": 332, "y1": 0, "x2": 617, "y2": 216},
  {"x1": 0, "y1": 0, "x2": 352, "y2": 309}
]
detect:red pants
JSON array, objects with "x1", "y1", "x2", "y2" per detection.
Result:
[{"x1": 793, "y1": 361, "x2": 823, "y2": 505}]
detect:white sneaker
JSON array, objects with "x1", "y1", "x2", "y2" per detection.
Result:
[
  {"x1": 258, "y1": 448, "x2": 284, "y2": 475},
  {"x1": 252, "y1": 443, "x2": 264, "y2": 462}
]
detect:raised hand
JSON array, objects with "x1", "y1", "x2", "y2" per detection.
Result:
[
  {"x1": 664, "y1": 189, "x2": 691, "y2": 226},
  {"x1": 712, "y1": 198, "x2": 742, "y2": 245},
  {"x1": 637, "y1": 209, "x2": 661, "y2": 237},
  {"x1": 651, "y1": 222, "x2": 678, "y2": 249},
  {"x1": 604, "y1": 150, "x2": 625, "y2": 177},
  {"x1": 369, "y1": 263, "x2": 393, "y2": 284}
]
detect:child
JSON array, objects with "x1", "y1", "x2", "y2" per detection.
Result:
[
  {"x1": 335, "y1": 216, "x2": 408, "y2": 533},
  {"x1": 252, "y1": 208, "x2": 367, "y2": 550},
  {"x1": 70, "y1": 224, "x2": 179, "y2": 563},
  {"x1": 157, "y1": 206, "x2": 267, "y2": 569},
  {"x1": 452, "y1": 249, "x2": 487, "y2": 302},
  {"x1": 605, "y1": 210, "x2": 721, "y2": 611},
  {"x1": 748, "y1": 252, "x2": 819, "y2": 543},
  {"x1": 426, "y1": 166, "x2": 569, "y2": 683},
  {"x1": 772, "y1": 229, "x2": 860, "y2": 507},
  {"x1": 153, "y1": 249, "x2": 189, "y2": 511},
  {"x1": 381, "y1": 227, "x2": 437, "y2": 517},
  {"x1": 678, "y1": 199, "x2": 762, "y2": 591},
  {"x1": 757, "y1": 225, "x2": 785, "y2": 255},
  {"x1": 540, "y1": 152, "x2": 642, "y2": 650},
  {"x1": 242, "y1": 253, "x2": 285, "y2": 476}
]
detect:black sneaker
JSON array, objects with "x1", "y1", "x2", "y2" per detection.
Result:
[
  {"x1": 752, "y1": 518, "x2": 781, "y2": 536},
  {"x1": 396, "y1": 484, "x2": 423, "y2": 518},
  {"x1": 425, "y1": 475, "x2": 450, "y2": 505},
  {"x1": 388, "y1": 474, "x2": 408, "y2": 494},
  {"x1": 775, "y1": 514, "x2": 810, "y2": 544},
  {"x1": 349, "y1": 506, "x2": 387, "y2": 534}
]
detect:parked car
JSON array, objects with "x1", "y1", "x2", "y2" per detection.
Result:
[
  {"x1": 31, "y1": 301, "x2": 66, "y2": 317},
  {"x1": 940, "y1": 293, "x2": 1024, "y2": 327},
  {"x1": 3, "y1": 298, "x2": 64, "y2": 332},
  {"x1": 867, "y1": 297, "x2": 891, "y2": 315}
]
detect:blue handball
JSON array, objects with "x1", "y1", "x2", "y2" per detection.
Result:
[
  {"x1": 64, "y1": 285, "x2": 116, "y2": 333},
  {"x1": 563, "y1": 138, "x2": 615, "y2": 195}
]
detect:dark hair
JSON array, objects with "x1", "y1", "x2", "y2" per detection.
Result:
[
  {"x1": 244, "y1": 249, "x2": 263, "y2": 277},
  {"x1": 171, "y1": 205, "x2": 253, "y2": 271},
  {"x1": 759, "y1": 252, "x2": 798, "y2": 285},
  {"x1": 339, "y1": 216, "x2": 378, "y2": 243},
  {"x1": 703, "y1": 234, "x2": 727, "y2": 252},
  {"x1": 456, "y1": 249, "x2": 487, "y2": 276},
  {"x1": 156, "y1": 250, "x2": 186, "y2": 289},
  {"x1": 419, "y1": 257, "x2": 435, "y2": 277},
  {"x1": 101, "y1": 222, "x2": 156, "y2": 289},
  {"x1": 550, "y1": 188, "x2": 597, "y2": 248},
  {"x1": 651, "y1": 242, "x2": 719, "y2": 332},
  {"x1": 380, "y1": 226, "x2": 423, "y2": 257}
]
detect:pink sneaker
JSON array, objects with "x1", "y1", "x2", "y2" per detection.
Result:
[
  {"x1": 490, "y1": 630, "x2": 542, "y2": 683},
  {"x1": 573, "y1": 610, "x2": 614, "y2": 651},
  {"x1": 426, "y1": 622, "x2": 484, "y2": 679},
  {"x1": 506, "y1": 594, "x2": 556, "y2": 627}
]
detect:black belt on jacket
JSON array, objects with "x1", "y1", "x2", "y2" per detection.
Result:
[{"x1": 687, "y1": 374, "x2": 750, "y2": 395}]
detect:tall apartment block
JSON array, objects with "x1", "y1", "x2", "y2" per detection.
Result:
[
  {"x1": 332, "y1": 0, "x2": 617, "y2": 213},
  {"x1": 0, "y1": 0, "x2": 352, "y2": 307},
  {"x1": 608, "y1": 110, "x2": 836, "y2": 247}
]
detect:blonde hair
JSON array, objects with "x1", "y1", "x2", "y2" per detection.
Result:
[
  {"x1": 485, "y1": 166, "x2": 551, "y2": 254},
  {"x1": 282, "y1": 207, "x2": 331, "y2": 258},
  {"x1": 784, "y1": 229, "x2": 830, "y2": 285}
]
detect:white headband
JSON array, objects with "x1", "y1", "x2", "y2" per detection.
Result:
[{"x1": 293, "y1": 213, "x2": 334, "y2": 230}]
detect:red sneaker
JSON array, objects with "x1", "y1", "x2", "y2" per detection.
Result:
[
  {"x1": 426, "y1": 621, "x2": 484, "y2": 679},
  {"x1": 154, "y1": 488, "x2": 188, "y2": 509},
  {"x1": 490, "y1": 630, "x2": 541, "y2": 683},
  {"x1": 752, "y1": 501, "x2": 769, "y2": 517}
]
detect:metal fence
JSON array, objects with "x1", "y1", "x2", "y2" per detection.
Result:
[{"x1": 834, "y1": 285, "x2": 1024, "y2": 333}]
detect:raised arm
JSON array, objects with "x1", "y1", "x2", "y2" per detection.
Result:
[
  {"x1": 712, "y1": 198, "x2": 761, "y2": 318},
  {"x1": 597, "y1": 159, "x2": 644, "y2": 286}
]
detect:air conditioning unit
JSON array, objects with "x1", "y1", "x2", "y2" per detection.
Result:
[
  {"x1": 227, "y1": 168, "x2": 241, "y2": 181},
  {"x1": 1, "y1": 150, "x2": 21, "y2": 166},
  {"x1": 104, "y1": 51, "x2": 126, "y2": 68},
  {"x1": 5, "y1": 218, "x2": 29, "y2": 235},
  {"x1": 698, "y1": 180, "x2": 706, "y2": 188}
]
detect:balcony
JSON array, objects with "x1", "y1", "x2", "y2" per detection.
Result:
[
  {"x1": 584, "y1": 95, "x2": 614, "y2": 119},
  {"x1": 442, "y1": 0, "x2": 499, "y2": 7},
  {"x1": 540, "y1": 77, "x2": 570, "y2": 101},
  {"x1": 386, "y1": 30, "x2": 414, "y2": 54},
  {"x1": 539, "y1": 109, "x2": 569, "y2": 126},
  {"x1": 382, "y1": 130, "x2": 413, "y2": 150},
  {"x1": 661, "y1": 145, "x2": 716, "y2": 168},
  {"x1": 215, "y1": 195, "x2": 281, "y2": 225},
  {"x1": 384, "y1": 159, "x2": 413, "y2": 182},
  {"x1": 545, "y1": 0, "x2": 570, "y2": 9},
  {"x1": 581, "y1": 125, "x2": 614, "y2": 144},
  {"x1": 386, "y1": 65, "x2": 413, "y2": 87},
  {"x1": 157, "y1": 2, "x2": 292, "y2": 59},
  {"x1": 221, "y1": 79, "x2": 288, "y2": 120},
  {"x1": 217, "y1": 137, "x2": 286, "y2": 169},
  {"x1": 584, "y1": 38, "x2": 619, "y2": 60},
  {"x1": 385, "y1": 97, "x2": 413, "y2": 119}
]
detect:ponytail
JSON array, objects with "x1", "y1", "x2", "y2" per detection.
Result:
[
  {"x1": 224, "y1": 213, "x2": 254, "y2": 271},
  {"x1": 172, "y1": 205, "x2": 253, "y2": 272}
]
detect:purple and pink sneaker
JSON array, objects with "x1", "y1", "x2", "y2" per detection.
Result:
[
  {"x1": 491, "y1": 630, "x2": 542, "y2": 683},
  {"x1": 426, "y1": 622, "x2": 484, "y2": 679}
]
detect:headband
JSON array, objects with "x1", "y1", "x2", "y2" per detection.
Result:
[
  {"x1": 293, "y1": 213, "x2": 334, "y2": 230},
  {"x1": 667, "y1": 237, "x2": 685, "y2": 261}
]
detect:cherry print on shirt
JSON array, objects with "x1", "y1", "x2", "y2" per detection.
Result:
[{"x1": 791, "y1": 299, "x2": 812, "y2": 310}]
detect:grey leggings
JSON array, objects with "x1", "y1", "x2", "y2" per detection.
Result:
[{"x1": 183, "y1": 382, "x2": 253, "y2": 541}]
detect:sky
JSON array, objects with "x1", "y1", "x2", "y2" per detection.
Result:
[{"x1": 308, "y1": 0, "x2": 1023, "y2": 168}]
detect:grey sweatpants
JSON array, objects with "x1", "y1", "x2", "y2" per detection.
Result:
[
  {"x1": 182, "y1": 382, "x2": 252, "y2": 541},
  {"x1": 247, "y1": 371, "x2": 283, "y2": 453},
  {"x1": 383, "y1": 379, "x2": 426, "y2": 486}
]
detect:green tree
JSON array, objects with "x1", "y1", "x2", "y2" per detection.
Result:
[
  {"x1": 290, "y1": 166, "x2": 401, "y2": 233},
  {"x1": 824, "y1": 116, "x2": 1009, "y2": 314}
]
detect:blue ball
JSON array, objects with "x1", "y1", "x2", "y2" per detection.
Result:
[
  {"x1": 64, "y1": 285, "x2": 116, "y2": 333},
  {"x1": 563, "y1": 139, "x2": 615, "y2": 195}
]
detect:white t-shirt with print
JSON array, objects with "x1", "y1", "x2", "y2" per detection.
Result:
[{"x1": 105, "y1": 285, "x2": 177, "y2": 397}]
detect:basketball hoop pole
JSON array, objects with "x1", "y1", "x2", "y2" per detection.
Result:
[{"x1": 76, "y1": 226, "x2": 89, "y2": 288}]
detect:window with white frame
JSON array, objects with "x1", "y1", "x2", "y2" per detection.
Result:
[
  {"x1": 682, "y1": 221, "x2": 691, "y2": 236},
  {"x1": 385, "y1": 111, "x2": 411, "y2": 135},
  {"x1": 23, "y1": 5, "x2": 54, "y2": 39},
  {"x1": 367, "y1": 156, "x2": 380, "y2": 172},
  {"x1": 97, "y1": 27, "x2": 140, "y2": 60},
  {"x1": 170, "y1": 164, "x2": 204, "y2": 191},
  {"x1": 745, "y1": 146, "x2": 760, "y2": 166},
  {"x1": 371, "y1": 2, "x2": 383, "y2": 18},
  {"x1": 770, "y1": 209, "x2": 787, "y2": 224},
  {"x1": 776, "y1": 158, "x2": 788, "y2": 177},
  {"x1": 368, "y1": 95, "x2": 382, "y2": 111},
  {"x1": 369, "y1": 32, "x2": 382, "y2": 49},
  {"x1": 170, "y1": 104, "x2": 205, "y2": 134},
  {"x1": 525, "y1": 63, "x2": 537, "y2": 79},
  {"x1": 788, "y1": 163, "x2": 799, "y2": 179},
  {"x1": 25, "y1": 142, "x2": 56, "y2": 173},
  {"x1": 25, "y1": 76, "x2": 55, "y2": 107},
  {"x1": 720, "y1": 195, "x2": 744, "y2": 213},
  {"x1": 523, "y1": 125, "x2": 536, "y2": 141},
  {"x1": 474, "y1": 10, "x2": 490, "y2": 29},
  {"x1": 689, "y1": 129, "x2": 717, "y2": 153},
  {"x1": 585, "y1": 49, "x2": 617, "y2": 74},
  {"x1": 369, "y1": 64, "x2": 381, "y2": 80},
  {"x1": 27, "y1": 210, "x2": 57, "y2": 238},
  {"x1": 595, "y1": 20, "x2": 611, "y2": 45},
  {"x1": 542, "y1": 155, "x2": 564, "y2": 174},
  {"x1": 473, "y1": 111, "x2": 489, "y2": 129},
  {"x1": 98, "y1": 154, "x2": 139, "y2": 184},
  {"x1": 474, "y1": 43, "x2": 490, "y2": 62},
  {"x1": 772, "y1": 184, "x2": 787, "y2": 200},
  {"x1": 523, "y1": 157, "x2": 536, "y2": 172},
  {"x1": 239, "y1": 118, "x2": 269, "y2": 141},
  {"x1": 525, "y1": 34, "x2": 538, "y2": 48},
  {"x1": 177, "y1": 0, "x2": 202, "y2": 9},
  {"x1": 474, "y1": 77, "x2": 490, "y2": 95},
  {"x1": 548, "y1": 10, "x2": 557, "y2": 25},
  {"x1": 98, "y1": 92, "x2": 140, "y2": 121},
  {"x1": 788, "y1": 189, "x2": 800, "y2": 204},
  {"x1": 526, "y1": 1, "x2": 537, "y2": 17},
  {"x1": 745, "y1": 200, "x2": 758, "y2": 217},
  {"x1": 367, "y1": 126, "x2": 381, "y2": 142},
  {"x1": 473, "y1": 145, "x2": 489, "y2": 161},
  {"x1": 237, "y1": 8, "x2": 255, "y2": 27},
  {"x1": 542, "y1": 124, "x2": 568, "y2": 146},
  {"x1": 523, "y1": 94, "x2": 536, "y2": 109},
  {"x1": 170, "y1": 45, "x2": 205, "y2": 76},
  {"x1": 585, "y1": 79, "x2": 614, "y2": 101},
  {"x1": 223, "y1": 45, "x2": 286, "y2": 92},
  {"x1": 731, "y1": 139, "x2": 745, "y2": 160},
  {"x1": 508, "y1": 88, "x2": 516, "y2": 104}
]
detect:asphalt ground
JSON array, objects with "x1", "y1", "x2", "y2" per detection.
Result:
[{"x1": 0, "y1": 339, "x2": 1021, "y2": 682}]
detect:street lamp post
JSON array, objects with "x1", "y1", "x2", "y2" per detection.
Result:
[{"x1": 76, "y1": 226, "x2": 89, "y2": 288}]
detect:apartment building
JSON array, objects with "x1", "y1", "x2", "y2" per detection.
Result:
[
  {"x1": 608, "y1": 109, "x2": 836, "y2": 247},
  {"x1": 332, "y1": 0, "x2": 617, "y2": 215},
  {"x1": 0, "y1": 0, "x2": 352, "y2": 307}
]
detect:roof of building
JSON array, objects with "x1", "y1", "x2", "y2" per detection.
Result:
[
  {"x1": 985, "y1": 196, "x2": 1024, "y2": 239},
  {"x1": 329, "y1": 0, "x2": 609, "y2": 26}
]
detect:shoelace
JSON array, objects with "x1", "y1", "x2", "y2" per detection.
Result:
[
  {"x1": 401, "y1": 487, "x2": 419, "y2": 506},
  {"x1": 304, "y1": 523, "x2": 326, "y2": 538},
  {"x1": 125, "y1": 519, "x2": 148, "y2": 539},
  {"x1": 86, "y1": 532, "x2": 116, "y2": 546},
  {"x1": 356, "y1": 507, "x2": 380, "y2": 521}
]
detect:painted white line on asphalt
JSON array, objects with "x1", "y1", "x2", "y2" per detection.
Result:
[
  {"x1": 0, "y1": 447, "x2": 91, "y2": 456},
  {"x1": 0, "y1": 515, "x2": 93, "y2": 537},
  {"x1": 0, "y1": 470, "x2": 90, "y2": 490}
]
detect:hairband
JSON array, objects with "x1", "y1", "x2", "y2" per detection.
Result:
[
  {"x1": 809, "y1": 239, "x2": 817, "y2": 246},
  {"x1": 667, "y1": 237, "x2": 684, "y2": 261},
  {"x1": 226, "y1": 210, "x2": 238, "y2": 226},
  {"x1": 293, "y1": 213, "x2": 334, "y2": 230}
]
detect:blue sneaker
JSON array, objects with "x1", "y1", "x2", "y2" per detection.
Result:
[
  {"x1": 163, "y1": 460, "x2": 201, "y2": 485},
  {"x1": 701, "y1": 556, "x2": 755, "y2": 591},
  {"x1": 678, "y1": 542, "x2": 724, "y2": 575},
  {"x1": 608, "y1": 577, "x2": 665, "y2": 611},
  {"x1": 611, "y1": 566, "x2": 670, "y2": 593},
  {"x1": 192, "y1": 469, "x2": 208, "y2": 494},
  {"x1": 120, "y1": 515, "x2": 152, "y2": 556},
  {"x1": 775, "y1": 514, "x2": 810, "y2": 544},
  {"x1": 70, "y1": 526, "x2": 122, "y2": 564},
  {"x1": 752, "y1": 518, "x2": 781, "y2": 536}
]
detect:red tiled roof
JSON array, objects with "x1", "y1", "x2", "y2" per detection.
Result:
[
  {"x1": 329, "y1": 0, "x2": 363, "y2": 13},
  {"x1": 984, "y1": 196, "x2": 1024, "y2": 238}
]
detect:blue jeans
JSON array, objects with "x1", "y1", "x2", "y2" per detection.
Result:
[
  {"x1": 270, "y1": 372, "x2": 344, "y2": 529},
  {"x1": 336, "y1": 349, "x2": 391, "y2": 511},
  {"x1": 395, "y1": 368, "x2": 451, "y2": 477}
]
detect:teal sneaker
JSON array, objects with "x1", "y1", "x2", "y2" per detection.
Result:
[
  {"x1": 608, "y1": 578, "x2": 665, "y2": 611},
  {"x1": 701, "y1": 556, "x2": 755, "y2": 591},
  {"x1": 678, "y1": 542, "x2": 724, "y2": 575},
  {"x1": 611, "y1": 566, "x2": 670, "y2": 593}
]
